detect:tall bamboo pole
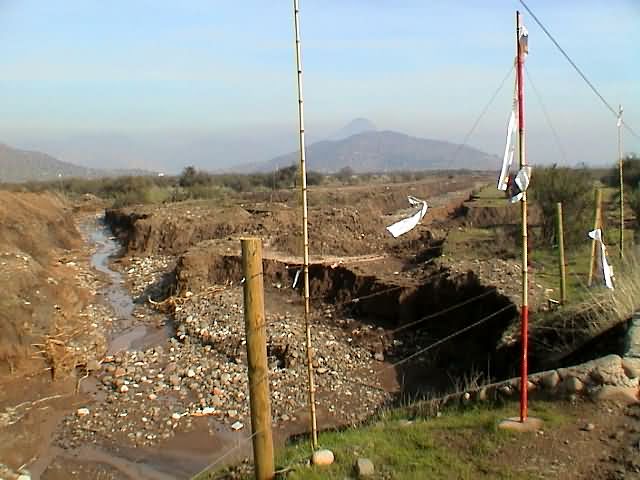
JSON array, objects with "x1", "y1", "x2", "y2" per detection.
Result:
[
  {"x1": 241, "y1": 238, "x2": 275, "y2": 480},
  {"x1": 292, "y1": 0, "x2": 318, "y2": 449},
  {"x1": 618, "y1": 104, "x2": 624, "y2": 259},
  {"x1": 556, "y1": 203, "x2": 567, "y2": 305},
  {"x1": 516, "y1": 11, "x2": 529, "y2": 423}
]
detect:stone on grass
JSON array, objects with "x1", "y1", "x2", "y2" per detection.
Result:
[
  {"x1": 355, "y1": 458, "x2": 375, "y2": 477},
  {"x1": 312, "y1": 449, "x2": 334, "y2": 466}
]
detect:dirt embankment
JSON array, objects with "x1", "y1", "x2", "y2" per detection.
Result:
[
  {"x1": 104, "y1": 177, "x2": 488, "y2": 258},
  {"x1": 0, "y1": 191, "x2": 88, "y2": 374}
]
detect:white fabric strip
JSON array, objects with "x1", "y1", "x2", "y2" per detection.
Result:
[
  {"x1": 588, "y1": 228, "x2": 614, "y2": 290},
  {"x1": 386, "y1": 196, "x2": 428, "y2": 238}
]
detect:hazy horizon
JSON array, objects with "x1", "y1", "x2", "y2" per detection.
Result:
[{"x1": 0, "y1": 1, "x2": 638, "y2": 173}]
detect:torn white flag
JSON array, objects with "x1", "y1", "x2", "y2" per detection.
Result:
[
  {"x1": 497, "y1": 107, "x2": 517, "y2": 192},
  {"x1": 588, "y1": 228, "x2": 614, "y2": 290},
  {"x1": 386, "y1": 196, "x2": 428, "y2": 238},
  {"x1": 519, "y1": 24, "x2": 529, "y2": 57},
  {"x1": 510, "y1": 166, "x2": 532, "y2": 203}
]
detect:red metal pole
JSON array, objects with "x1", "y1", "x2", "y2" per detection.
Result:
[{"x1": 516, "y1": 10, "x2": 528, "y2": 423}]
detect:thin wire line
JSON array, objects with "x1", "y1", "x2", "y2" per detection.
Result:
[
  {"x1": 384, "y1": 304, "x2": 517, "y2": 371},
  {"x1": 518, "y1": 0, "x2": 640, "y2": 141},
  {"x1": 189, "y1": 301, "x2": 515, "y2": 478},
  {"x1": 391, "y1": 288, "x2": 499, "y2": 334},
  {"x1": 452, "y1": 64, "x2": 515, "y2": 163},
  {"x1": 189, "y1": 430, "x2": 259, "y2": 480},
  {"x1": 524, "y1": 66, "x2": 568, "y2": 164}
]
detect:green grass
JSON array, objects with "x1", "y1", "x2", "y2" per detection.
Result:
[
  {"x1": 202, "y1": 402, "x2": 570, "y2": 480},
  {"x1": 469, "y1": 184, "x2": 510, "y2": 208}
]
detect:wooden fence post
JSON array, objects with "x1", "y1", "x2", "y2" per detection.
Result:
[
  {"x1": 241, "y1": 238, "x2": 275, "y2": 480},
  {"x1": 588, "y1": 188, "x2": 603, "y2": 287},
  {"x1": 556, "y1": 202, "x2": 567, "y2": 304}
]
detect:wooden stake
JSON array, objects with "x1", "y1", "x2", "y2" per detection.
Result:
[
  {"x1": 241, "y1": 238, "x2": 275, "y2": 480},
  {"x1": 588, "y1": 188, "x2": 603, "y2": 287},
  {"x1": 618, "y1": 104, "x2": 624, "y2": 259},
  {"x1": 516, "y1": 10, "x2": 529, "y2": 423},
  {"x1": 292, "y1": 0, "x2": 318, "y2": 449},
  {"x1": 556, "y1": 202, "x2": 567, "y2": 305}
]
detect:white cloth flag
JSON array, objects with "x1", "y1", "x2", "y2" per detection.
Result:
[
  {"x1": 510, "y1": 166, "x2": 532, "y2": 203},
  {"x1": 588, "y1": 228, "x2": 614, "y2": 290},
  {"x1": 519, "y1": 25, "x2": 529, "y2": 57},
  {"x1": 386, "y1": 196, "x2": 428, "y2": 238},
  {"x1": 497, "y1": 108, "x2": 516, "y2": 192}
]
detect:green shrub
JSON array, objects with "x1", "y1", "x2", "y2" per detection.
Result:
[{"x1": 530, "y1": 166, "x2": 593, "y2": 247}]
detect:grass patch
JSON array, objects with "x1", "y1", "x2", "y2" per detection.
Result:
[{"x1": 203, "y1": 401, "x2": 571, "y2": 480}]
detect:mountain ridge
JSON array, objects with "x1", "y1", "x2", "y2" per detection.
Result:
[
  {"x1": 254, "y1": 129, "x2": 496, "y2": 173},
  {"x1": 0, "y1": 143, "x2": 154, "y2": 183}
]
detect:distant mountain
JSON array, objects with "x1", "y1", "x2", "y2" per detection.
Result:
[
  {"x1": 0, "y1": 143, "x2": 153, "y2": 183},
  {"x1": 329, "y1": 118, "x2": 377, "y2": 141},
  {"x1": 259, "y1": 130, "x2": 496, "y2": 173}
]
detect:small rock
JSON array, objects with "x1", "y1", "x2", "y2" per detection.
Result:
[
  {"x1": 171, "y1": 412, "x2": 182, "y2": 420},
  {"x1": 187, "y1": 369, "x2": 196, "y2": 378},
  {"x1": 563, "y1": 376, "x2": 584, "y2": 394},
  {"x1": 86, "y1": 359, "x2": 101, "y2": 372},
  {"x1": 148, "y1": 393, "x2": 158, "y2": 401},
  {"x1": 169, "y1": 375, "x2": 181, "y2": 386},
  {"x1": 312, "y1": 449, "x2": 334, "y2": 466},
  {"x1": 356, "y1": 458, "x2": 375, "y2": 477},
  {"x1": 541, "y1": 370, "x2": 560, "y2": 389},
  {"x1": 119, "y1": 385, "x2": 129, "y2": 393},
  {"x1": 231, "y1": 421, "x2": 244, "y2": 431},
  {"x1": 114, "y1": 367, "x2": 126, "y2": 378},
  {"x1": 76, "y1": 408, "x2": 90, "y2": 417},
  {"x1": 373, "y1": 352, "x2": 384, "y2": 362},
  {"x1": 581, "y1": 423, "x2": 596, "y2": 432}
]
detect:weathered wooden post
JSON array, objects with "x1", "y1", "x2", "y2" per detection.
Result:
[
  {"x1": 556, "y1": 202, "x2": 567, "y2": 304},
  {"x1": 588, "y1": 188, "x2": 603, "y2": 287},
  {"x1": 241, "y1": 238, "x2": 275, "y2": 480}
]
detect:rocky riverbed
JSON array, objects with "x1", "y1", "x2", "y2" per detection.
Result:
[{"x1": 52, "y1": 219, "x2": 391, "y2": 477}]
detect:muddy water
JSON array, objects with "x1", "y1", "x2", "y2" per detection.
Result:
[
  {"x1": 31, "y1": 218, "x2": 251, "y2": 480},
  {"x1": 88, "y1": 223, "x2": 173, "y2": 355}
]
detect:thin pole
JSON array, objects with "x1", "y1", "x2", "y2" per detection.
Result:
[
  {"x1": 292, "y1": 0, "x2": 318, "y2": 449},
  {"x1": 556, "y1": 202, "x2": 567, "y2": 305},
  {"x1": 588, "y1": 188, "x2": 603, "y2": 287},
  {"x1": 516, "y1": 10, "x2": 528, "y2": 423},
  {"x1": 241, "y1": 238, "x2": 275, "y2": 480},
  {"x1": 618, "y1": 104, "x2": 624, "y2": 259}
]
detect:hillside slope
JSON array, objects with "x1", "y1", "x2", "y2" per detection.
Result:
[
  {"x1": 0, "y1": 143, "x2": 99, "y2": 182},
  {"x1": 0, "y1": 143, "x2": 154, "y2": 183},
  {"x1": 263, "y1": 130, "x2": 496, "y2": 173}
]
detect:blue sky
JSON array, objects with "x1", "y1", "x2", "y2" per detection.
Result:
[{"x1": 0, "y1": 0, "x2": 637, "y2": 170}]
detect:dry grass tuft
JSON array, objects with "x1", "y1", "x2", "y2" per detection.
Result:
[{"x1": 530, "y1": 251, "x2": 640, "y2": 362}]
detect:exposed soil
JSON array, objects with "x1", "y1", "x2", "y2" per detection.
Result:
[{"x1": 0, "y1": 176, "x2": 637, "y2": 480}]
